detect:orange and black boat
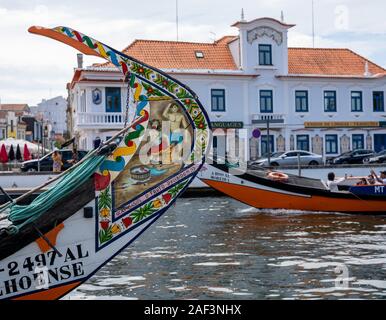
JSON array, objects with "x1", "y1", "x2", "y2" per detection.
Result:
[{"x1": 198, "y1": 161, "x2": 386, "y2": 214}]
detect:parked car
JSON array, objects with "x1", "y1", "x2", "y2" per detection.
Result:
[
  {"x1": 251, "y1": 150, "x2": 323, "y2": 167},
  {"x1": 367, "y1": 150, "x2": 386, "y2": 164},
  {"x1": 20, "y1": 149, "x2": 88, "y2": 172},
  {"x1": 328, "y1": 149, "x2": 375, "y2": 165}
]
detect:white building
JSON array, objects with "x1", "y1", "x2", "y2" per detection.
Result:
[
  {"x1": 37, "y1": 96, "x2": 67, "y2": 136},
  {"x1": 67, "y1": 17, "x2": 386, "y2": 160}
]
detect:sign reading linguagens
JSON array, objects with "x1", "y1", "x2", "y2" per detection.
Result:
[{"x1": 211, "y1": 122, "x2": 244, "y2": 129}]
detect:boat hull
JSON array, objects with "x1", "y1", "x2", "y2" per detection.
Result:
[
  {"x1": 0, "y1": 196, "x2": 172, "y2": 300},
  {"x1": 0, "y1": 24, "x2": 212, "y2": 300},
  {"x1": 199, "y1": 164, "x2": 386, "y2": 214}
]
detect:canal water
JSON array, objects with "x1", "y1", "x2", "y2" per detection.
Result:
[{"x1": 66, "y1": 197, "x2": 386, "y2": 300}]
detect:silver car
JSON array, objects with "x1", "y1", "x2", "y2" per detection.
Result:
[
  {"x1": 367, "y1": 150, "x2": 386, "y2": 164},
  {"x1": 252, "y1": 150, "x2": 323, "y2": 167}
]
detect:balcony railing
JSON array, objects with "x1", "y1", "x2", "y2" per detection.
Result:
[
  {"x1": 76, "y1": 112, "x2": 124, "y2": 127},
  {"x1": 252, "y1": 113, "x2": 285, "y2": 124}
]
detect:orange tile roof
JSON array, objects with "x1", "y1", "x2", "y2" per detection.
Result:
[
  {"x1": 94, "y1": 38, "x2": 385, "y2": 77},
  {"x1": 288, "y1": 48, "x2": 386, "y2": 76},
  {"x1": 100, "y1": 36, "x2": 238, "y2": 70},
  {"x1": 0, "y1": 104, "x2": 30, "y2": 112}
]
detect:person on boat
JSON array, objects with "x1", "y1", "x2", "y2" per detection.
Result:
[
  {"x1": 326, "y1": 172, "x2": 345, "y2": 191},
  {"x1": 370, "y1": 170, "x2": 386, "y2": 185},
  {"x1": 52, "y1": 150, "x2": 63, "y2": 173},
  {"x1": 356, "y1": 178, "x2": 368, "y2": 186},
  {"x1": 367, "y1": 175, "x2": 376, "y2": 185},
  {"x1": 67, "y1": 148, "x2": 78, "y2": 165}
]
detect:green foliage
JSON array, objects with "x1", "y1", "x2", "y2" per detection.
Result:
[
  {"x1": 176, "y1": 87, "x2": 193, "y2": 100},
  {"x1": 98, "y1": 187, "x2": 112, "y2": 210},
  {"x1": 99, "y1": 226, "x2": 113, "y2": 244},
  {"x1": 154, "y1": 74, "x2": 177, "y2": 93},
  {"x1": 143, "y1": 82, "x2": 164, "y2": 97},
  {"x1": 168, "y1": 180, "x2": 189, "y2": 198},
  {"x1": 130, "y1": 62, "x2": 152, "y2": 79},
  {"x1": 130, "y1": 202, "x2": 157, "y2": 223}
]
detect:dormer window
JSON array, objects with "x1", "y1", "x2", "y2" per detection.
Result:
[
  {"x1": 259, "y1": 44, "x2": 272, "y2": 66},
  {"x1": 195, "y1": 51, "x2": 204, "y2": 59}
]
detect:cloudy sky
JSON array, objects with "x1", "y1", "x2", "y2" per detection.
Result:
[{"x1": 0, "y1": 0, "x2": 385, "y2": 105}]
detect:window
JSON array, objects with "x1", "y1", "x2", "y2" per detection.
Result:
[
  {"x1": 325, "y1": 134, "x2": 338, "y2": 154},
  {"x1": 260, "y1": 90, "x2": 273, "y2": 113},
  {"x1": 352, "y1": 134, "x2": 364, "y2": 150},
  {"x1": 195, "y1": 51, "x2": 204, "y2": 58},
  {"x1": 80, "y1": 90, "x2": 86, "y2": 112},
  {"x1": 211, "y1": 89, "x2": 226, "y2": 112},
  {"x1": 259, "y1": 44, "x2": 272, "y2": 66},
  {"x1": 261, "y1": 135, "x2": 274, "y2": 156},
  {"x1": 373, "y1": 91, "x2": 384, "y2": 112},
  {"x1": 105, "y1": 87, "x2": 121, "y2": 112},
  {"x1": 286, "y1": 152, "x2": 299, "y2": 157},
  {"x1": 324, "y1": 91, "x2": 337, "y2": 112},
  {"x1": 296, "y1": 135, "x2": 310, "y2": 151},
  {"x1": 295, "y1": 91, "x2": 308, "y2": 112},
  {"x1": 351, "y1": 91, "x2": 363, "y2": 112}
]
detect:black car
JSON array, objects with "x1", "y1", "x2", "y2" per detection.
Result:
[
  {"x1": 20, "y1": 149, "x2": 88, "y2": 172},
  {"x1": 330, "y1": 149, "x2": 375, "y2": 165}
]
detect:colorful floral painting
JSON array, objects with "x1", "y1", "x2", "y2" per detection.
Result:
[
  {"x1": 44, "y1": 26, "x2": 210, "y2": 250},
  {"x1": 97, "y1": 179, "x2": 190, "y2": 247}
]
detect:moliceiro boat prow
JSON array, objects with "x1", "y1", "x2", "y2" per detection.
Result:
[
  {"x1": 198, "y1": 161, "x2": 386, "y2": 214},
  {"x1": 0, "y1": 26, "x2": 210, "y2": 300}
]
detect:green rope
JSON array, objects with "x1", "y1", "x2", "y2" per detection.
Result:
[{"x1": 6, "y1": 154, "x2": 106, "y2": 233}]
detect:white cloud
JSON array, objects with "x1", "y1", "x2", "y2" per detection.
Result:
[{"x1": 0, "y1": 0, "x2": 385, "y2": 105}]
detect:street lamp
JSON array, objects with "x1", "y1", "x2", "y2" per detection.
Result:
[
  {"x1": 252, "y1": 115, "x2": 285, "y2": 166},
  {"x1": 37, "y1": 119, "x2": 45, "y2": 172}
]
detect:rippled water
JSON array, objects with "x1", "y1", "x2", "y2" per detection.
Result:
[{"x1": 65, "y1": 197, "x2": 386, "y2": 300}]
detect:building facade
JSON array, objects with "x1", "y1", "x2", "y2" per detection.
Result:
[
  {"x1": 67, "y1": 17, "x2": 386, "y2": 160},
  {"x1": 20, "y1": 116, "x2": 43, "y2": 143},
  {"x1": 0, "y1": 104, "x2": 31, "y2": 140},
  {"x1": 36, "y1": 96, "x2": 68, "y2": 136}
]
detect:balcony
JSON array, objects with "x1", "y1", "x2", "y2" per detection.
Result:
[
  {"x1": 76, "y1": 112, "x2": 124, "y2": 128},
  {"x1": 252, "y1": 113, "x2": 285, "y2": 124}
]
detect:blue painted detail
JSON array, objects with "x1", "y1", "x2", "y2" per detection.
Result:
[
  {"x1": 170, "y1": 132, "x2": 184, "y2": 144},
  {"x1": 107, "y1": 51, "x2": 119, "y2": 66},
  {"x1": 149, "y1": 168, "x2": 168, "y2": 176},
  {"x1": 99, "y1": 156, "x2": 125, "y2": 172},
  {"x1": 136, "y1": 96, "x2": 148, "y2": 115},
  {"x1": 349, "y1": 185, "x2": 386, "y2": 196}
]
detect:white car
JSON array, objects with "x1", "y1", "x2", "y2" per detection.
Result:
[{"x1": 251, "y1": 150, "x2": 323, "y2": 167}]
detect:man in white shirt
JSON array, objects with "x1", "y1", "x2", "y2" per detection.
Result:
[
  {"x1": 326, "y1": 172, "x2": 345, "y2": 192},
  {"x1": 370, "y1": 170, "x2": 386, "y2": 185}
]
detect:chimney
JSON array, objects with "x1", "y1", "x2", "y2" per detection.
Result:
[
  {"x1": 364, "y1": 61, "x2": 371, "y2": 77},
  {"x1": 77, "y1": 53, "x2": 83, "y2": 69}
]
